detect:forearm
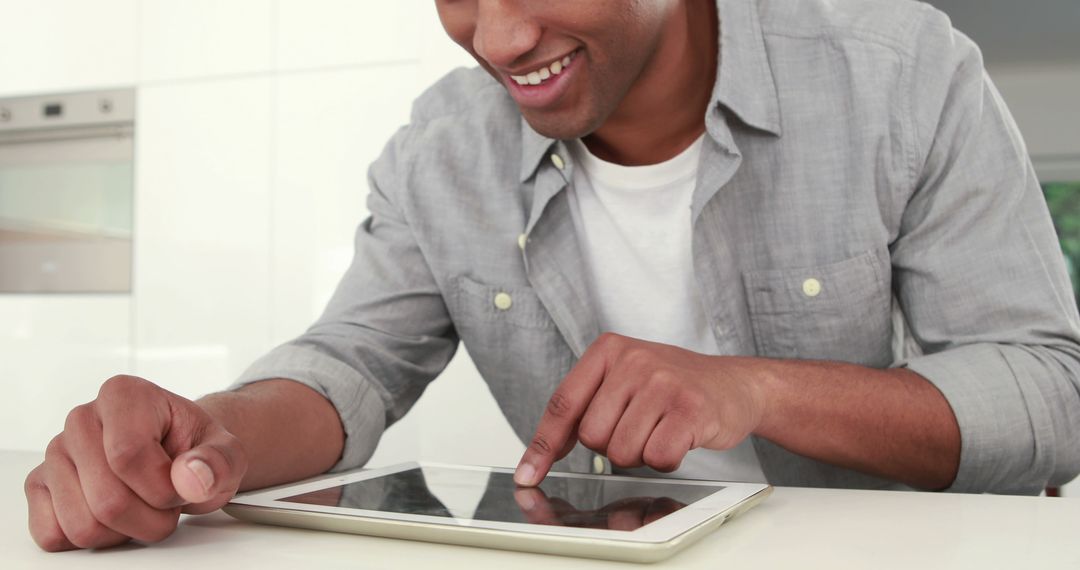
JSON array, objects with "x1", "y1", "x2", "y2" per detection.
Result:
[
  {"x1": 751, "y1": 359, "x2": 960, "y2": 490},
  {"x1": 197, "y1": 379, "x2": 345, "y2": 491}
]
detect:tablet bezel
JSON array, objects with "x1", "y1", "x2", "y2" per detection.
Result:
[{"x1": 227, "y1": 461, "x2": 771, "y2": 544}]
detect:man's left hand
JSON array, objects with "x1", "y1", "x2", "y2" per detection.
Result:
[{"x1": 514, "y1": 333, "x2": 768, "y2": 486}]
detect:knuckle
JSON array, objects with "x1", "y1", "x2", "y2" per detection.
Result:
[
  {"x1": 528, "y1": 434, "x2": 555, "y2": 456},
  {"x1": 218, "y1": 431, "x2": 246, "y2": 469},
  {"x1": 39, "y1": 537, "x2": 70, "y2": 552},
  {"x1": 607, "y1": 445, "x2": 640, "y2": 469},
  {"x1": 577, "y1": 422, "x2": 608, "y2": 451},
  {"x1": 34, "y1": 529, "x2": 72, "y2": 553},
  {"x1": 99, "y1": 374, "x2": 145, "y2": 400},
  {"x1": 45, "y1": 434, "x2": 66, "y2": 459},
  {"x1": 88, "y1": 492, "x2": 130, "y2": 528},
  {"x1": 143, "y1": 516, "x2": 180, "y2": 543},
  {"x1": 622, "y1": 346, "x2": 652, "y2": 370},
  {"x1": 669, "y1": 397, "x2": 703, "y2": 420},
  {"x1": 24, "y1": 466, "x2": 46, "y2": 497},
  {"x1": 63, "y1": 404, "x2": 95, "y2": 433},
  {"x1": 596, "y1": 332, "x2": 620, "y2": 348},
  {"x1": 643, "y1": 445, "x2": 681, "y2": 472},
  {"x1": 545, "y1": 391, "x2": 574, "y2": 419},
  {"x1": 105, "y1": 438, "x2": 145, "y2": 475},
  {"x1": 608, "y1": 453, "x2": 636, "y2": 469},
  {"x1": 67, "y1": 521, "x2": 110, "y2": 549},
  {"x1": 647, "y1": 456, "x2": 680, "y2": 473},
  {"x1": 647, "y1": 369, "x2": 677, "y2": 390}
]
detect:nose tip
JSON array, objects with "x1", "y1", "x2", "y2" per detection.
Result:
[{"x1": 472, "y1": 5, "x2": 542, "y2": 72}]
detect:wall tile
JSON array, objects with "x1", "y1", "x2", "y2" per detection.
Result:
[
  {"x1": 133, "y1": 77, "x2": 272, "y2": 400},
  {"x1": 0, "y1": 296, "x2": 131, "y2": 451},
  {"x1": 139, "y1": 0, "x2": 274, "y2": 82},
  {"x1": 275, "y1": 0, "x2": 421, "y2": 72},
  {"x1": 0, "y1": 0, "x2": 137, "y2": 97},
  {"x1": 270, "y1": 64, "x2": 417, "y2": 344}
]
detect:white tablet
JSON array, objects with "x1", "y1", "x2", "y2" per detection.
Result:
[{"x1": 224, "y1": 462, "x2": 771, "y2": 563}]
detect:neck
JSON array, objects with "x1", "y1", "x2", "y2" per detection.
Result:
[{"x1": 584, "y1": 0, "x2": 718, "y2": 166}]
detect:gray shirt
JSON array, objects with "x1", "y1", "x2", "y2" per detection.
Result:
[{"x1": 233, "y1": 0, "x2": 1080, "y2": 495}]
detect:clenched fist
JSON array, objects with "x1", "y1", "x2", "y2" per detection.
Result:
[{"x1": 24, "y1": 375, "x2": 248, "y2": 551}]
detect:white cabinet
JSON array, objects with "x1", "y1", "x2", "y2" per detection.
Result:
[
  {"x1": 275, "y1": 0, "x2": 422, "y2": 72},
  {"x1": 270, "y1": 65, "x2": 417, "y2": 344},
  {"x1": 0, "y1": 296, "x2": 131, "y2": 451},
  {"x1": 138, "y1": 0, "x2": 274, "y2": 82},
  {"x1": 133, "y1": 77, "x2": 273, "y2": 400},
  {"x1": 0, "y1": 0, "x2": 137, "y2": 97}
]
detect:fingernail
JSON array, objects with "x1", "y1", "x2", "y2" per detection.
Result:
[
  {"x1": 515, "y1": 463, "x2": 537, "y2": 487},
  {"x1": 187, "y1": 458, "x2": 214, "y2": 492}
]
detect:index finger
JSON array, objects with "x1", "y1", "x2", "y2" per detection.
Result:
[
  {"x1": 96, "y1": 378, "x2": 184, "y2": 510},
  {"x1": 515, "y1": 347, "x2": 609, "y2": 486}
]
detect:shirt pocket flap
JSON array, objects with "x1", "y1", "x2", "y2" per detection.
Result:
[
  {"x1": 741, "y1": 249, "x2": 893, "y2": 364},
  {"x1": 742, "y1": 249, "x2": 886, "y2": 314},
  {"x1": 451, "y1": 275, "x2": 554, "y2": 329}
]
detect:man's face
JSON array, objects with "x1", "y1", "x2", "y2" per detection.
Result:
[{"x1": 436, "y1": 0, "x2": 676, "y2": 140}]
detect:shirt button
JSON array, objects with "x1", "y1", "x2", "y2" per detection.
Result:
[
  {"x1": 550, "y1": 153, "x2": 565, "y2": 171},
  {"x1": 802, "y1": 278, "x2": 822, "y2": 297},
  {"x1": 494, "y1": 292, "x2": 513, "y2": 311},
  {"x1": 592, "y1": 455, "x2": 605, "y2": 474},
  {"x1": 517, "y1": 233, "x2": 527, "y2": 250}
]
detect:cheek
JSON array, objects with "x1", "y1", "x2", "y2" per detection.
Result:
[{"x1": 436, "y1": 2, "x2": 476, "y2": 53}]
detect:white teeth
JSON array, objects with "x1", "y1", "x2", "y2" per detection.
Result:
[{"x1": 510, "y1": 51, "x2": 575, "y2": 86}]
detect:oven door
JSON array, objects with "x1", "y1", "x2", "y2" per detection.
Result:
[{"x1": 0, "y1": 89, "x2": 134, "y2": 294}]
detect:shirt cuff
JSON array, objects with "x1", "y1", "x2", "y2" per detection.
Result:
[
  {"x1": 902, "y1": 343, "x2": 1039, "y2": 494},
  {"x1": 229, "y1": 344, "x2": 387, "y2": 472}
]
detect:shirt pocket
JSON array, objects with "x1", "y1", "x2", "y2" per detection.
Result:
[{"x1": 742, "y1": 249, "x2": 893, "y2": 366}]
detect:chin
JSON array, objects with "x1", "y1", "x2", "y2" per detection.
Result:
[{"x1": 521, "y1": 109, "x2": 601, "y2": 142}]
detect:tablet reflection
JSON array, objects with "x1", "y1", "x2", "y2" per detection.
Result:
[{"x1": 281, "y1": 467, "x2": 711, "y2": 531}]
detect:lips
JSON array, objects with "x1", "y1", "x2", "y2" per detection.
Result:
[
  {"x1": 503, "y1": 50, "x2": 580, "y2": 110},
  {"x1": 509, "y1": 51, "x2": 577, "y2": 86}
]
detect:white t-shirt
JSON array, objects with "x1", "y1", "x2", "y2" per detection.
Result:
[{"x1": 566, "y1": 136, "x2": 767, "y2": 483}]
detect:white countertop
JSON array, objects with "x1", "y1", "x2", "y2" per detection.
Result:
[{"x1": 4, "y1": 450, "x2": 1078, "y2": 569}]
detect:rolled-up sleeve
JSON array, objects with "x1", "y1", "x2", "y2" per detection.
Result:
[
  {"x1": 892, "y1": 10, "x2": 1080, "y2": 494},
  {"x1": 231, "y1": 124, "x2": 459, "y2": 472}
]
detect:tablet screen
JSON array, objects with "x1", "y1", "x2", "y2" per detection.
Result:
[{"x1": 278, "y1": 466, "x2": 720, "y2": 531}]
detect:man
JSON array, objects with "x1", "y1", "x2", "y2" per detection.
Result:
[{"x1": 26, "y1": 0, "x2": 1080, "y2": 552}]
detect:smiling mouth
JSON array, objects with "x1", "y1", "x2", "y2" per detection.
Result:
[{"x1": 509, "y1": 51, "x2": 578, "y2": 86}]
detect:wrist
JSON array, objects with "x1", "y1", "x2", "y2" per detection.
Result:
[{"x1": 741, "y1": 357, "x2": 783, "y2": 438}]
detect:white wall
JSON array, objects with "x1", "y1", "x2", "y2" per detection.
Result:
[{"x1": 0, "y1": 0, "x2": 524, "y2": 469}]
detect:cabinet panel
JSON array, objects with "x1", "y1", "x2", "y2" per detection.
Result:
[
  {"x1": 275, "y1": 0, "x2": 421, "y2": 71},
  {"x1": 139, "y1": 0, "x2": 274, "y2": 82},
  {"x1": 0, "y1": 296, "x2": 131, "y2": 451},
  {"x1": 134, "y1": 78, "x2": 272, "y2": 399},
  {"x1": 0, "y1": 0, "x2": 137, "y2": 97},
  {"x1": 270, "y1": 65, "x2": 417, "y2": 344}
]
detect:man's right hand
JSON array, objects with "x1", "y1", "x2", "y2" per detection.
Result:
[{"x1": 24, "y1": 375, "x2": 248, "y2": 551}]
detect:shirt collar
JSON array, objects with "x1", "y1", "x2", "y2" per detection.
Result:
[
  {"x1": 518, "y1": 0, "x2": 781, "y2": 183},
  {"x1": 712, "y1": 0, "x2": 782, "y2": 137}
]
